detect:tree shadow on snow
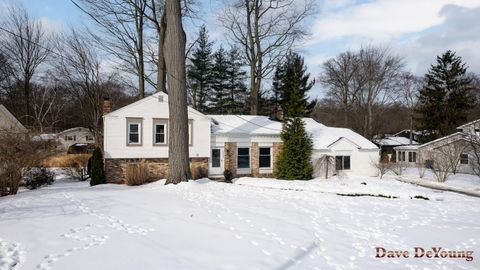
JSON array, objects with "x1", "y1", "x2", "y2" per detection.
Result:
[{"x1": 275, "y1": 242, "x2": 317, "y2": 270}]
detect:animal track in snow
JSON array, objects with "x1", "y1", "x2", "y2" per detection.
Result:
[{"x1": 0, "y1": 239, "x2": 24, "y2": 270}]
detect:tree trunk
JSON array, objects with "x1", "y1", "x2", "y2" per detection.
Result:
[
  {"x1": 156, "y1": 8, "x2": 167, "y2": 93},
  {"x1": 164, "y1": 0, "x2": 190, "y2": 184},
  {"x1": 136, "y1": 8, "x2": 146, "y2": 99},
  {"x1": 249, "y1": 65, "x2": 259, "y2": 115},
  {"x1": 409, "y1": 114, "x2": 413, "y2": 145},
  {"x1": 24, "y1": 78, "x2": 30, "y2": 126}
]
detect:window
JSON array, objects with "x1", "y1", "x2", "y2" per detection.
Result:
[
  {"x1": 398, "y1": 151, "x2": 406, "y2": 162},
  {"x1": 259, "y1": 147, "x2": 271, "y2": 168},
  {"x1": 154, "y1": 123, "x2": 166, "y2": 145},
  {"x1": 212, "y1": 149, "x2": 221, "y2": 168},
  {"x1": 335, "y1": 156, "x2": 351, "y2": 170},
  {"x1": 65, "y1": 135, "x2": 76, "y2": 141},
  {"x1": 86, "y1": 135, "x2": 94, "y2": 141},
  {"x1": 237, "y1": 148, "x2": 250, "y2": 169},
  {"x1": 460, "y1": 154, "x2": 469, "y2": 164},
  {"x1": 408, "y1": 152, "x2": 416, "y2": 163},
  {"x1": 127, "y1": 119, "x2": 142, "y2": 146}
]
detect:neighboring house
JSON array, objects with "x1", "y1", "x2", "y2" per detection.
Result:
[
  {"x1": 394, "y1": 119, "x2": 480, "y2": 173},
  {"x1": 0, "y1": 104, "x2": 27, "y2": 133},
  {"x1": 103, "y1": 92, "x2": 379, "y2": 183},
  {"x1": 393, "y1": 129, "x2": 427, "y2": 143},
  {"x1": 58, "y1": 127, "x2": 95, "y2": 151},
  {"x1": 373, "y1": 136, "x2": 418, "y2": 160}
]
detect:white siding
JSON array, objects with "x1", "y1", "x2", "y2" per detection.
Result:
[
  {"x1": 312, "y1": 138, "x2": 379, "y2": 177},
  {"x1": 104, "y1": 93, "x2": 211, "y2": 159}
]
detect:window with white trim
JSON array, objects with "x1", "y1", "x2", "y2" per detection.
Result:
[
  {"x1": 127, "y1": 120, "x2": 142, "y2": 145},
  {"x1": 237, "y1": 148, "x2": 250, "y2": 169},
  {"x1": 86, "y1": 135, "x2": 94, "y2": 141},
  {"x1": 65, "y1": 135, "x2": 76, "y2": 141},
  {"x1": 408, "y1": 152, "x2": 416, "y2": 163},
  {"x1": 335, "y1": 156, "x2": 351, "y2": 170},
  {"x1": 154, "y1": 123, "x2": 166, "y2": 145},
  {"x1": 259, "y1": 147, "x2": 272, "y2": 168}
]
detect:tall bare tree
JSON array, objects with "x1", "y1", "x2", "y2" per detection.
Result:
[
  {"x1": 164, "y1": 0, "x2": 190, "y2": 184},
  {"x1": 74, "y1": 0, "x2": 148, "y2": 99},
  {"x1": 55, "y1": 29, "x2": 121, "y2": 145},
  {"x1": 320, "y1": 51, "x2": 363, "y2": 126},
  {"x1": 1, "y1": 4, "x2": 53, "y2": 126},
  {"x1": 357, "y1": 46, "x2": 403, "y2": 138},
  {"x1": 219, "y1": 0, "x2": 315, "y2": 115},
  {"x1": 31, "y1": 82, "x2": 65, "y2": 133},
  {"x1": 398, "y1": 72, "x2": 422, "y2": 144}
]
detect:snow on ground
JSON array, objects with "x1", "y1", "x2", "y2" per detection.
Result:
[
  {"x1": 1, "y1": 173, "x2": 480, "y2": 270},
  {"x1": 390, "y1": 167, "x2": 480, "y2": 192}
]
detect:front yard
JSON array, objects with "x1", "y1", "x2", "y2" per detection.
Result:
[{"x1": 0, "y1": 173, "x2": 479, "y2": 270}]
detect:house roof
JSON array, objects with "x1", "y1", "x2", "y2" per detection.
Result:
[
  {"x1": 208, "y1": 115, "x2": 378, "y2": 150},
  {"x1": 417, "y1": 132, "x2": 468, "y2": 150},
  {"x1": 0, "y1": 104, "x2": 27, "y2": 132},
  {"x1": 373, "y1": 136, "x2": 419, "y2": 146},
  {"x1": 59, "y1": 127, "x2": 91, "y2": 135},
  {"x1": 457, "y1": 119, "x2": 480, "y2": 129}
]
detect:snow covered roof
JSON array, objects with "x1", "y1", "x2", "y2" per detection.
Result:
[
  {"x1": 32, "y1": 133, "x2": 58, "y2": 141},
  {"x1": 457, "y1": 119, "x2": 480, "y2": 129},
  {"x1": 208, "y1": 115, "x2": 378, "y2": 150},
  {"x1": 59, "y1": 127, "x2": 91, "y2": 135},
  {"x1": 373, "y1": 136, "x2": 419, "y2": 146},
  {"x1": 0, "y1": 104, "x2": 27, "y2": 132}
]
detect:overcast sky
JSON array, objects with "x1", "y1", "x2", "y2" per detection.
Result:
[{"x1": 1, "y1": 0, "x2": 480, "y2": 99}]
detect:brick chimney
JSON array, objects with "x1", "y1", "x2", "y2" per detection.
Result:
[{"x1": 103, "y1": 97, "x2": 111, "y2": 115}]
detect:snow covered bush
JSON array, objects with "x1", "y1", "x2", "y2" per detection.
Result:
[
  {"x1": 89, "y1": 147, "x2": 106, "y2": 186},
  {"x1": 314, "y1": 155, "x2": 335, "y2": 179},
  {"x1": 125, "y1": 160, "x2": 149, "y2": 186},
  {"x1": 23, "y1": 168, "x2": 54, "y2": 189}
]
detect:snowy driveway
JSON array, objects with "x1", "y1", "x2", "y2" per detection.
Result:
[{"x1": 1, "y1": 177, "x2": 479, "y2": 270}]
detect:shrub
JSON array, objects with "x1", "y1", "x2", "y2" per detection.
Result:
[
  {"x1": 0, "y1": 130, "x2": 57, "y2": 196},
  {"x1": 390, "y1": 161, "x2": 407, "y2": 176},
  {"x1": 90, "y1": 147, "x2": 106, "y2": 186},
  {"x1": 23, "y1": 168, "x2": 55, "y2": 189},
  {"x1": 61, "y1": 154, "x2": 91, "y2": 181},
  {"x1": 416, "y1": 162, "x2": 426, "y2": 178},
  {"x1": 190, "y1": 163, "x2": 208, "y2": 180},
  {"x1": 223, "y1": 169, "x2": 233, "y2": 183},
  {"x1": 125, "y1": 161, "x2": 150, "y2": 186}
]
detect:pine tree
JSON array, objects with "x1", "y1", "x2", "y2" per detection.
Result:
[
  {"x1": 210, "y1": 46, "x2": 230, "y2": 113},
  {"x1": 187, "y1": 25, "x2": 213, "y2": 112},
  {"x1": 225, "y1": 47, "x2": 248, "y2": 114},
  {"x1": 416, "y1": 50, "x2": 476, "y2": 141},
  {"x1": 275, "y1": 52, "x2": 315, "y2": 180},
  {"x1": 90, "y1": 147, "x2": 106, "y2": 186}
]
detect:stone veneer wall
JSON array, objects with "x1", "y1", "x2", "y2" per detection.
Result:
[
  {"x1": 105, "y1": 157, "x2": 208, "y2": 184},
  {"x1": 223, "y1": 141, "x2": 283, "y2": 178},
  {"x1": 224, "y1": 142, "x2": 237, "y2": 176}
]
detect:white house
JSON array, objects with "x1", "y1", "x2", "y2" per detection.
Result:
[
  {"x1": 58, "y1": 127, "x2": 96, "y2": 150},
  {"x1": 0, "y1": 104, "x2": 27, "y2": 133},
  {"x1": 394, "y1": 119, "x2": 480, "y2": 174},
  {"x1": 103, "y1": 92, "x2": 379, "y2": 183}
]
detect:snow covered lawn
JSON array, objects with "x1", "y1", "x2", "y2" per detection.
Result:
[{"x1": 1, "y1": 174, "x2": 480, "y2": 270}]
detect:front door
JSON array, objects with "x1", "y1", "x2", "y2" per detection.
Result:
[{"x1": 209, "y1": 148, "x2": 224, "y2": 175}]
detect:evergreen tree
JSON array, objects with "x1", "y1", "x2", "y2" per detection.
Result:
[
  {"x1": 210, "y1": 46, "x2": 230, "y2": 113},
  {"x1": 272, "y1": 52, "x2": 316, "y2": 118},
  {"x1": 275, "y1": 52, "x2": 315, "y2": 180},
  {"x1": 90, "y1": 147, "x2": 106, "y2": 186},
  {"x1": 225, "y1": 47, "x2": 248, "y2": 114},
  {"x1": 416, "y1": 50, "x2": 476, "y2": 141},
  {"x1": 187, "y1": 25, "x2": 213, "y2": 112}
]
